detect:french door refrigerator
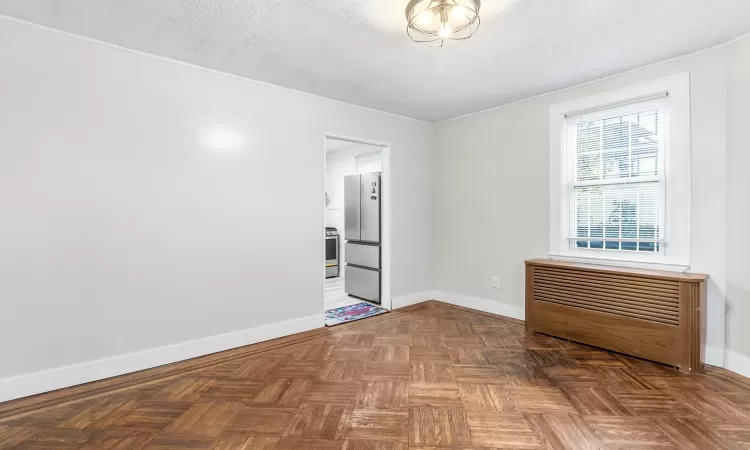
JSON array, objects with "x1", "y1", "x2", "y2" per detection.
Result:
[{"x1": 344, "y1": 172, "x2": 381, "y2": 304}]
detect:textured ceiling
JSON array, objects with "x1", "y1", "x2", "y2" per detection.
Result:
[{"x1": 2, "y1": 1, "x2": 750, "y2": 122}]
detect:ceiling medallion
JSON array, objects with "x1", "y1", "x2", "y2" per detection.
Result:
[{"x1": 406, "y1": 0, "x2": 481, "y2": 47}]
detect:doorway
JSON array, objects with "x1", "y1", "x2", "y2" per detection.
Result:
[{"x1": 323, "y1": 135, "x2": 391, "y2": 326}]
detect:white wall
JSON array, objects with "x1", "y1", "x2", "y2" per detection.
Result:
[
  {"x1": 355, "y1": 152, "x2": 383, "y2": 174},
  {"x1": 0, "y1": 17, "x2": 433, "y2": 389},
  {"x1": 325, "y1": 147, "x2": 357, "y2": 255},
  {"x1": 725, "y1": 36, "x2": 750, "y2": 372},
  {"x1": 433, "y1": 37, "x2": 750, "y2": 369}
]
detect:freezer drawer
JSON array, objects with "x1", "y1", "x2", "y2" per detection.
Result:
[
  {"x1": 345, "y1": 265, "x2": 381, "y2": 303},
  {"x1": 345, "y1": 242, "x2": 380, "y2": 269}
]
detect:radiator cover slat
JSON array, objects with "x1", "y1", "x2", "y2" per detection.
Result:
[{"x1": 533, "y1": 266, "x2": 680, "y2": 324}]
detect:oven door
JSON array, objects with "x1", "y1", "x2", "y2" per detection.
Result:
[{"x1": 325, "y1": 236, "x2": 338, "y2": 265}]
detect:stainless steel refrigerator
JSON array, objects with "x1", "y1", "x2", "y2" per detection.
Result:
[{"x1": 344, "y1": 172, "x2": 381, "y2": 303}]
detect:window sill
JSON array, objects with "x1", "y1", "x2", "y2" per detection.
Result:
[{"x1": 548, "y1": 253, "x2": 689, "y2": 273}]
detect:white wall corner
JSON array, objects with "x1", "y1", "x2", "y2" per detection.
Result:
[
  {"x1": 0, "y1": 313, "x2": 324, "y2": 403},
  {"x1": 704, "y1": 345, "x2": 724, "y2": 367},
  {"x1": 432, "y1": 290, "x2": 526, "y2": 321},
  {"x1": 723, "y1": 349, "x2": 750, "y2": 378},
  {"x1": 392, "y1": 291, "x2": 436, "y2": 309}
]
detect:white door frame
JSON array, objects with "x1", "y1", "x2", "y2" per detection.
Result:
[{"x1": 323, "y1": 134, "x2": 392, "y2": 313}]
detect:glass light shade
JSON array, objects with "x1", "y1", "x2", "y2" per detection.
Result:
[
  {"x1": 406, "y1": 0, "x2": 481, "y2": 47},
  {"x1": 438, "y1": 24, "x2": 453, "y2": 37},
  {"x1": 417, "y1": 11, "x2": 434, "y2": 26}
]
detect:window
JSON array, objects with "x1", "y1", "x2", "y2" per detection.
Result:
[
  {"x1": 566, "y1": 98, "x2": 667, "y2": 254},
  {"x1": 549, "y1": 74, "x2": 691, "y2": 270}
]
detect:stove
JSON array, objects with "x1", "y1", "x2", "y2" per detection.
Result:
[{"x1": 325, "y1": 227, "x2": 340, "y2": 278}]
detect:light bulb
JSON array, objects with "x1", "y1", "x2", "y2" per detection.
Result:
[
  {"x1": 417, "y1": 11, "x2": 433, "y2": 26},
  {"x1": 438, "y1": 23, "x2": 453, "y2": 38},
  {"x1": 451, "y1": 5, "x2": 467, "y2": 20}
]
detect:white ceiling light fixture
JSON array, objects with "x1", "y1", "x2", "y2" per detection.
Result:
[{"x1": 406, "y1": 0, "x2": 481, "y2": 47}]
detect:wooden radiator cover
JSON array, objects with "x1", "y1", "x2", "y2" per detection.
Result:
[{"x1": 525, "y1": 259, "x2": 708, "y2": 374}]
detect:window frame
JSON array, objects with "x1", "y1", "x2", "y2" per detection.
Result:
[{"x1": 548, "y1": 74, "x2": 691, "y2": 271}]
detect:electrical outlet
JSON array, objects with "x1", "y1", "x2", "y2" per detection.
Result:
[{"x1": 491, "y1": 276, "x2": 500, "y2": 288}]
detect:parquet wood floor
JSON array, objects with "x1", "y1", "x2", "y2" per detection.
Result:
[{"x1": 2, "y1": 301, "x2": 750, "y2": 449}]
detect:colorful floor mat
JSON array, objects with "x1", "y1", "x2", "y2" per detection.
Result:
[{"x1": 325, "y1": 301, "x2": 388, "y2": 326}]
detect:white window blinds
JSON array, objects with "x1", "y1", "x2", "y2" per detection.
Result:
[{"x1": 564, "y1": 97, "x2": 668, "y2": 253}]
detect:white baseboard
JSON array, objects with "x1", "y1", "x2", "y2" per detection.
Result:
[
  {"x1": 0, "y1": 313, "x2": 324, "y2": 403},
  {"x1": 432, "y1": 290, "x2": 525, "y2": 321},
  {"x1": 392, "y1": 291, "x2": 435, "y2": 309},
  {"x1": 724, "y1": 349, "x2": 750, "y2": 378},
  {"x1": 3, "y1": 296, "x2": 743, "y2": 404}
]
